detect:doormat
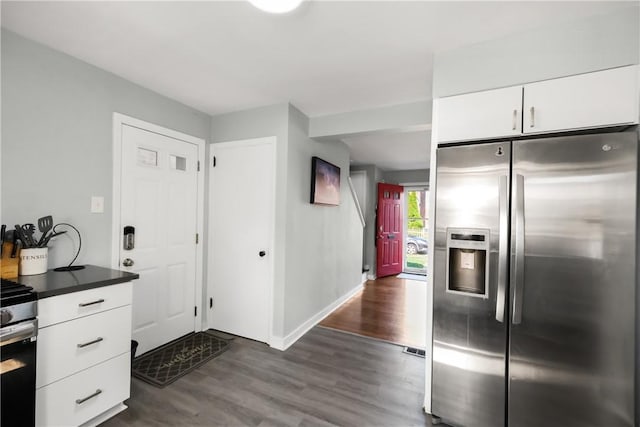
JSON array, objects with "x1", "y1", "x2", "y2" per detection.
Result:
[
  {"x1": 132, "y1": 331, "x2": 231, "y2": 388},
  {"x1": 397, "y1": 273, "x2": 427, "y2": 281}
]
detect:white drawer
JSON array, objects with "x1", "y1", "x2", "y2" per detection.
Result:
[
  {"x1": 36, "y1": 352, "x2": 130, "y2": 427},
  {"x1": 38, "y1": 282, "x2": 132, "y2": 327},
  {"x1": 37, "y1": 305, "x2": 132, "y2": 388}
]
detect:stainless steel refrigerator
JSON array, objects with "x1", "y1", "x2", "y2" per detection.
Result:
[{"x1": 431, "y1": 129, "x2": 638, "y2": 427}]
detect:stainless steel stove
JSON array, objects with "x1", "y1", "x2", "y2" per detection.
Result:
[{"x1": 1, "y1": 278, "x2": 38, "y2": 427}]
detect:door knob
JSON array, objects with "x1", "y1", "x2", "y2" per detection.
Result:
[
  {"x1": 122, "y1": 258, "x2": 134, "y2": 267},
  {"x1": 259, "y1": 251, "x2": 266, "y2": 257}
]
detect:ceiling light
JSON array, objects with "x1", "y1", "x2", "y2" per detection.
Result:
[{"x1": 248, "y1": 0, "x2": 303, "y2": 14}]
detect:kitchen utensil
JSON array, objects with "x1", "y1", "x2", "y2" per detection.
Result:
[
  {"x1": 38, "y1": 231, "x2": 51, "y2": 248},
  {"x1": 21, "y1": 224, "x2": 37, "y2": 248},
  {"x1": 8, "y1": 231, "x2": 19, "y2": 258},
  {"x1": 37, "y1": 216, "x2": 53, "y2": 247},
  {"x1": 14, "y1": 225, "x2": 30, "y2": 249},
  {"x1": 39, "y1": 230, "x2": 67, "y2": 248}
]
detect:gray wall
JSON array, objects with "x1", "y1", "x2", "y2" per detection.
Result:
[
  {"x1": 284, "y1": 105, "x2": 363, "y2": 335},
  {"x1": 210, "y1": 104, "x2": 289, "y2": 143},
  {"x1": 433, "y1": 6, "x2": 640, "y2": 97},
  {"x1": 383, "y1": 169, "x2": 429, "y2": 185},
  {"x1": 1, "y1": 30, "x2": 210, "y2": 268}
]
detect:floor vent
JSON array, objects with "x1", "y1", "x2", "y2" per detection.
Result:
[{"x1": 403, "y1": 347, "x2": 426, "y2": 357}]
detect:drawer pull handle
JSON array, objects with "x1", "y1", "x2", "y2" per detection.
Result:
[
  {"x1": 78, "y1": 299, "x2": 105, "y2": 307},
  {"x1": 75, "y1": 389, "x2": 102, "y2": 405},
  {"x1": 77, "y1": 337, "x2": 103, "y2": 348}
]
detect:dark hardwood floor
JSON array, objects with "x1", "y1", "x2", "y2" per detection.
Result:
[
  {"x1": 319, "y1": 276, "x2": 427, "y2": 349},
  {"x1": 104, "y1": 327, "x2": 431, "y2": 427}
]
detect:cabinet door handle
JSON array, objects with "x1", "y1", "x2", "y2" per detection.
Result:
[
  {"x1": 512, "y1": 109, "x2": 518, "y2": 130},
  {"x1": 75, "y1": 389, "x2": 102, "y2": 405},
  {"x1": 77, "y1": 337, "x2": 103, "y2": 348},
  {"x1": 530, "y1": 106, "x2": 535, "y2": 128},
  {"x1": 78, "y1": 298, "x2": 105, "y2": 307}
]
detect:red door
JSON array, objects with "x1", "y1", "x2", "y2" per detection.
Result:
[{"x1": 376, "y1": 183, "x2": 404, "y2": 278}]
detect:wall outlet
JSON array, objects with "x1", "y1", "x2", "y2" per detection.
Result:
[{"x1": 91, "y1": 196, "x2": 104, "y2": 214}]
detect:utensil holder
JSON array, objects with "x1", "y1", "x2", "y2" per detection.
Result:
[{"x1": 19, "y1": 247, "x2": 48, "y2": 276}]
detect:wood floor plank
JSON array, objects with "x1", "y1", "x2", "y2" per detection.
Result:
[
  {"x1": 319, "y1": 277, "x2": 427, "y2": 349},
  {"x1": 103, "y1": 327, "x2": 432, "y2": 426}
]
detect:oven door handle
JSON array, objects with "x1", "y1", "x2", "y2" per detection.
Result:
[{"x1": 0, "y1": 320, "x2": 37, "y2": 347}]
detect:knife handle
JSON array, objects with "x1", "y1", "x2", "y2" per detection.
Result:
[{"x1": 10, "y1": 238, "x2": 19, "y2": 258}]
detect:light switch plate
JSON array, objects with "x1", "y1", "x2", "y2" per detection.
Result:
[{"x1": 91, "y1": 196, "x2": 104, "y2": 213}]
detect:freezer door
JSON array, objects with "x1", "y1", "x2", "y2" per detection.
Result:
[
  {"x1": 509, "y1": 131, "x2": 637, "y2": 427},
  {"x1": 432, "y1": 142, "x2": 510, "y2": 427}
]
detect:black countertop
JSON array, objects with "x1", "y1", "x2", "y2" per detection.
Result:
[{"x1": 14, "y1": 265, "x2": 139, "y2": 299}]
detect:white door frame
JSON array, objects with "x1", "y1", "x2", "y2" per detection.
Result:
[
  {"x1": 208, "y1": 137, "x2": 276, "y2": 346},
  {"x1": 402, "y1": 183, "x2": 429, "y2": 275},
  {"x1": 111, "y1": 112, "x2": 206, "y2": 333}
]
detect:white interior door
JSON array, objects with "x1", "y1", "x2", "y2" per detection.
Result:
[
  {"x1": 208, "y1": 137, "x2": 275, "y2": 344},
  {"x1": 120, "y1": 124, "x2": 199, "y2": 355}
]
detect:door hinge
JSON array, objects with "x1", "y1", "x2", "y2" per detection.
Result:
[
  {"x1": 196, "y1": 233, "x2": 199, "y2": 244},
  {"x1": 197, "y1": 160, "x2": 200, "y2": 171},
  {"x1": 213, "y1": 156, "x2": 216, "y2": 167},
  {"x1": 209, "y1": 297, "x2": 213, "y2": 309},
  {"x1": 194, "y1": 306, "x2": 197, "y2": 317}
]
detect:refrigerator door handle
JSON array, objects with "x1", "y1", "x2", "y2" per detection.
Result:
[
  {"x1": 512, "y1": 174, "x2": 525, "y2": 324},
  {"x1": 496, "y1": 175, "x2": 509, "y2": 323}
]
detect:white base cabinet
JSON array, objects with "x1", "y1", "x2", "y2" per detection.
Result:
[
  {"x1": 36, "y1": 353, "x2": 130, "y2": 427},
  {"x1": 36, "y1": 282, "x2": 133, "y2": 427},
  {"x1": 36, "y1": 305, "x2": 132, "y2": 388}
]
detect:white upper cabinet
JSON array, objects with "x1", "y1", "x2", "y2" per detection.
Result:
[
  {"x1": 435, "y1": 65, "x2": 639, "y2": 144},
  {"x1": 523, "y1": 66, "x2": 639, "y2": 134},
  {"x1": 435, "y1": 86, "x2": 523, "y2": 143}
]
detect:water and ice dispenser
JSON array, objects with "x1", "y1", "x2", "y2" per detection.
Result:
[{"x1": 445, "y1": 228, "x2": 490, "y2": 298}]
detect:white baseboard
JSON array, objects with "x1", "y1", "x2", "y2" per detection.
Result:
[
  {"x1": 361, "y1": 272, "x2": 368, "y2": 283},
  {"x1": 270, "y1": 282, "x2": 364, "y2": 351},
  {"x1": 367, "y1": 272, "x2": 377, "y2": 280},
  {"x1": 270, "y1": 335, "x2": 285, "y2": 350}
]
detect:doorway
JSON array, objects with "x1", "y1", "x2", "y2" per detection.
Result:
[
  {"x1": 376, "y1": 183, "x2": 404, "y2": 278},
  {"x1": 404, "y1": 187, "x2": 429, "y2": 275},
  {"x1": 112, "y1": 113, "x2": 205, "y2": 356},
  {"x1": 208, "y1": 137, "x2": 275, "y2": 344}
]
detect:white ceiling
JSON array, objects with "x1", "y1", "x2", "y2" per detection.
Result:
[
  {"x1": 1, "y1": 1, "x2": 631, "y2": 171},
  {"x1": 1, "y1": 1, "x2": 628, "y2": 118}
]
